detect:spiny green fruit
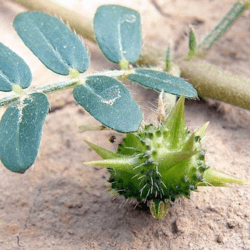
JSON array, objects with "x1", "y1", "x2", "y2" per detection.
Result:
[{"x1": 84, "y1": 95, "x2": 246, "y2": 219}]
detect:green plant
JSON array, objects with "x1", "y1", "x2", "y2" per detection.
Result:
[
  {"x1": 0, "y1": 3, "x2": 247, "y2": 219},
  {"x1": 12, "y1": 0, "x2": 250, "y2": 110},
  {"x1": 0, "y1": 5, "x2": 196, "y2": 173}
]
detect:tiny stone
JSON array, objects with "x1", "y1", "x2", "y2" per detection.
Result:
[
  {"x1": 174, "y1": 217, "x2": 190, "y2": 234},
  {"x1": 68, "y1": 229, "x2": 74, "y2": 235},
  {"x1": 227, "y1": 220, "x2": 238, "y2": 229},
  {"x1": 78, "y1": 108, "x2": 85, "y2": 114},
  {"x1": 93, "y1": 191, "x2": 101, "y2": 198},
  {"x1": 217, "y1": 234, "x2": 224, "y2": 243},
  {"x1": 188, "y1": 242, "x2": 194, "y2": 247},
  {"x1": 65, "y1": 139, "x2": 71, "y2": 148}
]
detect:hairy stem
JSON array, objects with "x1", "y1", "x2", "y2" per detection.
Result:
[
  {"x1": 30, "y1": 79, "x2": 78, "y2": 94},
  {"x1": 0, "y1": 95, "x2": 20, "y2": 107},
  {"x1": 198, "y1": 0, "x2": 250, "y2": 52},
  {"x1": 0, "y1": 70, "x2": 130, "y2": 108},
  {"x1": 179, "y1": 59, "x2": 250, "y2": 110},
  {"x1": 0, "y1": 78, "x2": 78, "y2": 108}
]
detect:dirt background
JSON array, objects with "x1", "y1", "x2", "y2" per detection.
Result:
[{"x1": 0, "y1": 0, "x2": 250, "y2": 249}]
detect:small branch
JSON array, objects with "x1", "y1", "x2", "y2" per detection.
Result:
[
  {"x1": 0, "y1": 79, "x2": 78, "y2": 108},
  {"x1": 0, "y1": 70, "x2": 129, "y2": 108},
  {"x1": 28, "y1": 78, "x2": 78, "y2": 94},
  {"x1": 0, "y1": 95, "x2": 19, "y2": 107},
  {"x1": 198, "y1": 1, "x2": 250, "y2": 52}
]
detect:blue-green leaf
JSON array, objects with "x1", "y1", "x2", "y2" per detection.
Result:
[
  {"x1": 94, "y1": 5, "x2": 142, "y2": 64},
  {"x1": 73, "y1": 76, "x2": 142, "y2": 133},
  {"x1": 13, "y1": 11, "x2": 89, "y2": 75},
  {"x1": 0, "y1": 43, "x2": 32, "y2": 92},
  {"x1": 128, "y1": 69, "x2": 197, "y2": 98},
  {"x1": 0, "y1": 93, "x2": 49, "y2": 173}
]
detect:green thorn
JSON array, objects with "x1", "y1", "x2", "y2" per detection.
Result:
[
  {"x1": 158, "y1": 150, "x2": 198, "y2": 173},
  {"x1": 195, "y1": 122, "x2": 209, "y2": 138},
  {"x1": 188, "y1": 26, "x2": 196, "y2": 57},
  {"x1": 165, "y1": 43, "x2": 171, "y2": 72},
  {"x1": 163, "y1": 94, "x2": 186, "y2": 148},
  {"x1": 202, "y1": 168, "x2": 247, "y2": 186},
  {"x1": 84, "y1": 139, "x2": 118, "y2": 159},
  {"x1": 84, "y1": 157, "x2": 138, "y2": 170},
  {"x1": 182, "y1": 133, "x2": 196, "y2": 152}
]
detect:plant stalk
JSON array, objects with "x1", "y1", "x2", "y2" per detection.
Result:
[
  {"x1": 0, "y1": 70, "x2": 130, "y2": 108},
  {"x1": 179, "y1": 59, "x2": 250, "y2": 110},
  {"x1": 0, "y1": 78, "x2": 78, "y2": 108},
  {"x1": 0, "y1": 95, "x2": 20, "y2": 107}
]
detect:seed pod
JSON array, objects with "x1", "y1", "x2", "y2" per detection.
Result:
[{"x1": 84, "y1": 95, "x2": 247, "y2": 219}]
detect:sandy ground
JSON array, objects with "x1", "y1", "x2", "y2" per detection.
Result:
[{"x1": 0, "y1": 0, "x2": 250, "y2": 249}]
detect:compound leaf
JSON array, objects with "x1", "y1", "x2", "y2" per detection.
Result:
[
  {"x1": 0, "y1": 43, "x2": 32, "y2": 92},
  {"x1": 94, "y1": 5, "x2": 142, "y2": 64},
  {"x1": 0, "y1": 93, "x2": 49, "y2": 173},
  {"x1": 73, "y1": 76, "x2": 142, "y2": 133},
  {"x1": 13, "y1": 11, "x2": 89, "y2": 75},
  {"x1": 128, "y1": 69, "x2": 197, "y2": 98}
]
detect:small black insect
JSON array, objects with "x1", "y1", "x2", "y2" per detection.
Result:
[{"x1": 109, "y1": 135, "x2": 116, "y2": 143}]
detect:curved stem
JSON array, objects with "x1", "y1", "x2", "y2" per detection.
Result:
[{"x1": 179, "y1": 59, "x2": 250, "y2": 110}]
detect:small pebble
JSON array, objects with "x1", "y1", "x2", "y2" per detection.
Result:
[
  {"x1": 217, "y1": 234, "x2": 224, "y2": 243},
  {"x1": 227, "y1": 220, "x2": 237, "y2": 229}
]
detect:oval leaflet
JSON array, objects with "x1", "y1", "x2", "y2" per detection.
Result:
[
  {"x1": 14, "y1": 11, "x2": 89, "y2": 75},
  {"x1": 0, "y1": 43, "x2": 32, "y2": 92},
  {"x1": 128, "y1": 69, "x2": 197, "y2": 98},
  {"x1": 0, "y1": 93, "x2": 49, "y2": 173},
  {"x1": 73, "y1": 76, "x2": 142, "y2": 133},
  {"x1": 94, "y1": 5, "x2": 142, "y2": 64}
]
